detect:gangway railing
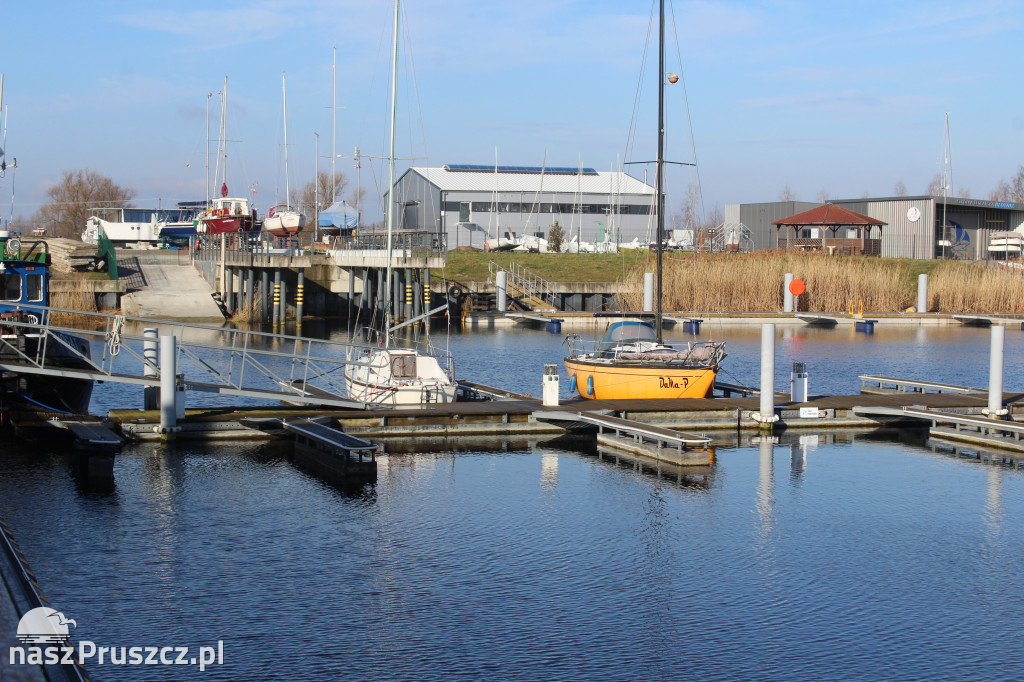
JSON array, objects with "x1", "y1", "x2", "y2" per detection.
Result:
[
  {"x1": 488, "y1": 260, "x2": 570, "y2": 311},
  {"x1": 0, "y1": 305, "x2": 451, "y2": 411}
]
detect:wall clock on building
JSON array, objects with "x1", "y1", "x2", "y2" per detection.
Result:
[{"x1": 907, "y1": 207, "x2": 921, "y2": 222}]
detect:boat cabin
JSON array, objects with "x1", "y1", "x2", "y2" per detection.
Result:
[
  {"x1": 0, "y1": 231, "x2": 50, "y2": 316},
  {"x1": 597, "y1": 320, "x2": 658, "y2": 351}
]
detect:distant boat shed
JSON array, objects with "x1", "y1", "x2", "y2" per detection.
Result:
[
  {"x1": 386, "y1": 164, "x2": 656, "y2": 251},
  {"x1": 772, "y1": 204, "x2": 886, "y2": 255},
  {"x1": 726, "y1": 195, "x2": 1024, "y2": 259}
]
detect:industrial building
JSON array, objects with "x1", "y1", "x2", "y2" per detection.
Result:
[
  {"x1": 726, "y1": 196, "x2": 1024, "y2": 259},
  {"x1": 384, "y1": 164, "x2": 656, "y2": 250}
]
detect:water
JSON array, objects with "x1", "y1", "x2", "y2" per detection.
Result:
[{"x1": 3, "y1": 324, "x2": 1024, "y2": 680}]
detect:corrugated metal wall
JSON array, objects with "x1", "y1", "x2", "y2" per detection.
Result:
[
  {"x1": 858, "y1": 199, "x2": 934, "y2": 258},
  {"x1": 736, "y1": 201, "x2": 818, "y2": 250}
]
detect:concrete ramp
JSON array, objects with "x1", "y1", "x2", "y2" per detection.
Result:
[{"x1": 120, "y1": 255, "x2": 225, "y2": 321}]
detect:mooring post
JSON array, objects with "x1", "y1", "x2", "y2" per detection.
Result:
[
  {"x1": 757, "y1": 323, "x2": 779, "y2": 432},
  {"x1": 143, "y1": 327, "x2": 158, "y2": 410},
  {"x1": 405, "y1": 281, "x2": 414, "y2": 321},
  {"x1": 246, "y1": 268, "x2": 255, "y2": 316},
  {"x1": 496, "y1": 270, "x2": 508, "y2": 312},
  {"x1": 643, "y1": 272, "x2": 654, "y2": 312},
  {"x1": 917, "y1": 273, "x2": 929, "y2": 313},
  {"x1": 783, "y1": 273, "x2": 794, "y2": 313},
  {"x1": 159, "y1": 334, "x2": 177, "y2": 432},
  {"x1": 348, "y1": 269, "x2": 356, "y2": 320},
  {"x1": 423, "y1": 269, "x2": 431, "y2": 335},
  {"x1": 987, "y1": 325, "x2": 1007, "y2": 418},
  {"x1": 543, "y1": 364, "x2": 560, "y2": 406},
  {"x1": 224, "y1": 266, "x2": 234, "y2": 315},
  {"x1": 279, "y1": 278, "x2": 288, "y2": 327},
  {"x1": 260, "y1": 270, "x2": 269, "y2": 323},
  {"x1": 272, "y1": 269, "x2": 281, "y2": 328},
  {"x1": 296, "y1": 270, "x2": 305, "y2": 331}
]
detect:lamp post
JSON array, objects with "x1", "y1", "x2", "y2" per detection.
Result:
[{"x1": 314, "y1": 132, "x2": 319, "y2": 246}]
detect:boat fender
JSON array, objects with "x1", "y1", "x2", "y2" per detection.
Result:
[
  {"x1": 586, "y1": 375, "x2": 594, "y2": 397},
  {"x1": 568, "y1": 374, "x2": 577, "y2": 393}
]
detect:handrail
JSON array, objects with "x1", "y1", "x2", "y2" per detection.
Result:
[{"x1": 0, "y1": 304, "x2": 451, "y2": 409}]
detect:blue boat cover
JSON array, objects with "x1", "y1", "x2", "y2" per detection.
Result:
[{"x1": 318, "y1": 200, "x2": 359, "y2": 228}]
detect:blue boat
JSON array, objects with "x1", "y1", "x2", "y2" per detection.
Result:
[{"x1": 0, "y1": 231, "x2": 93, "y2": 414}]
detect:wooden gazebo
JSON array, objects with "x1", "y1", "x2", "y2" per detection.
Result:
[{"x1": 772, "y1": 204, "x2": 886, "y2": 255}]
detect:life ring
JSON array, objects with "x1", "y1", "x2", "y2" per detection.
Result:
[{"x1": 268, "y1": 207, "x2": 276, "y2": 218}]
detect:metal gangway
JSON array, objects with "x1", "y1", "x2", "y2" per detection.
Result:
[
  {"x1": 487, "y1": 260, "x2": 564, "y2": 311},
  {"x1": 0, "y1": 305, "x2": 450, "y2": 413}
]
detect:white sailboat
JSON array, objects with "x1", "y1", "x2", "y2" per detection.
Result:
[
  {"x1": 344, "y1": 0, "x2": 457, "y2": 406},
  {"x1": 263, "y1": 74, "x2": 306, "y2": 237}
]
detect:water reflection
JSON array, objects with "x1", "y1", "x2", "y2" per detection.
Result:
[{"x1": 755, "y1": 437, "x2": 776, "y2": 544}]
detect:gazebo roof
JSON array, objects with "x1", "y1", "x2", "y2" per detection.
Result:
[{"x1": 772, "y1": 204, "x2": 887, "y2": 227}]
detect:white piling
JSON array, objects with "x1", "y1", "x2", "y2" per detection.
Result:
[
  {"x1": 542, "y1": 364, "x2": 560, "y2": 407},
  {"x1": 496, "y1": 270, "x2": 508, "y2": 313},
  {"x1": 917, "y1": 274, "x2": 928, "y2": 313},
  {"x1": 757, "y1": 323, "x2": 778, "y2": 431},
  {"x1": 987, "y1": 325, "x2": 1007, "y2": 417},
  {"x1": 783, "y1": 273, "x2": 794, "y2": 313},
  {"x1": 143, "y1": 327, "x2": 158, "y2": 410},
  {"x1": 159, "y1": 335, "x2": 177, "y2": 431},
  {"x1": 643, "y1": 273, "x2": 654, "y2": 312}
]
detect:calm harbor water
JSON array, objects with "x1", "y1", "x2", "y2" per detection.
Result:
[{"x1": 3, "y1": 324, "x2": 1024, "y2": 680}]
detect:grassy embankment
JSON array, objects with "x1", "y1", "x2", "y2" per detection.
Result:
[{"x1": 438, "y1": 250, "x2": 1024, "y2": 314}]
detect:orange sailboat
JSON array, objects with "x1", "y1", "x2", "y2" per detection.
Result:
[
  {"x1": 563, "y1": 0, "x2": 726, "y2": 400},
  {"x1": 564, "y1": 320, "x2": 725, "y2": 400}
]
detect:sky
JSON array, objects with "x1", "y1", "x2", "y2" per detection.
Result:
[{"x1": 1, "y1": 0, "x2": 1022, "y2": 226}]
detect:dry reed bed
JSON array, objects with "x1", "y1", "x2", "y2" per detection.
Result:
[{"x1": 620, "y1": 252, "x2": 1024, "y2": 314}]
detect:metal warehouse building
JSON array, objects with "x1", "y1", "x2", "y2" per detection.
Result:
[
  {"x1": 385, "y1": 164, "x2": 656, "y2": 250},
  {"x1": 726, "y1": 196, "x2": 1024, "y2": 259}
]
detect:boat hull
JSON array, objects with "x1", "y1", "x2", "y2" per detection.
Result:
[
  {"x1": 344, "y1": 348, "x2": 457, "y2": 405},
  {"x1": 264, "y1": 211, "x2": 306, "y2": 237},
  {"x1": 0, "y1": 331, "x2": 94, "y2": 413},
  {"x1": 344, "y1": 374, "x2": 457, "y2": 405},
  {"x1": 198, "y1": 215, "x2": 256, "y2": 234},
  {"x1": 564, "y1": 356, "x2": 716, "y2": 400}
]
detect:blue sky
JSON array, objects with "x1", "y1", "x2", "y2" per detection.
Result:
[{"x1": 1, "y1": 0, "x2": 1021, "y2": 225}]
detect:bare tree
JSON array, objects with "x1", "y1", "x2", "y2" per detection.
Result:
[
  {"x1": 956, "y1": 187, "x2": 971, "y2": 199},
  {"x1": 989, "y1": 179, "x2": 1012, "y2": 202},
  {"x1": 778, "y1": 184, "x2": 796, "y2": 202},
  {"x1": 678, "y1": 183, "x2": 700, "y2": 229},
  {"x1": 927, "y1": 172, "x2": 946, "y2": 196},
  {"x1": 702, "y1": 204, "x2": 723, "y2": 231},
  {"x1": 35, "y1": 169, "x2": 135, "y2": 239},
  {"x1": 987, "y1": 166, "x2": 1024, "y2": 202},
  {"x1": 292, "y1": 171, "x2": 351, "y2": 218},
  {"x1": 1011, "y1": 165, "x2": 1024, "y2": 202},
  {"x1": 815, "y1": 187, "x2": 829, "y2": 203},
  {"x1": 893, "y1": 180, "x2": 907, "y2": 196}
]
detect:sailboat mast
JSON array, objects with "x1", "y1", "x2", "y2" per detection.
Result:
[
  {"x1": 332, "y1": 46, "x2": 337, "y2": 204},
  {"x1": 942, "y1": 112, "x2": 951, "y2": 258},
  {"x1": 655, "y1": 0, "x2": 666, "y2": 342},
  {"x1": 383, "y1": 0, "x2": 400, "y2": 346},
  {"x1": 282, "y1": 75, "x2": 290, "y2": 206}
]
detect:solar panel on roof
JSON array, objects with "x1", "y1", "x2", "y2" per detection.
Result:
[{"x1": 443, "y1": 164, "x2": 598, "y2": 176}]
